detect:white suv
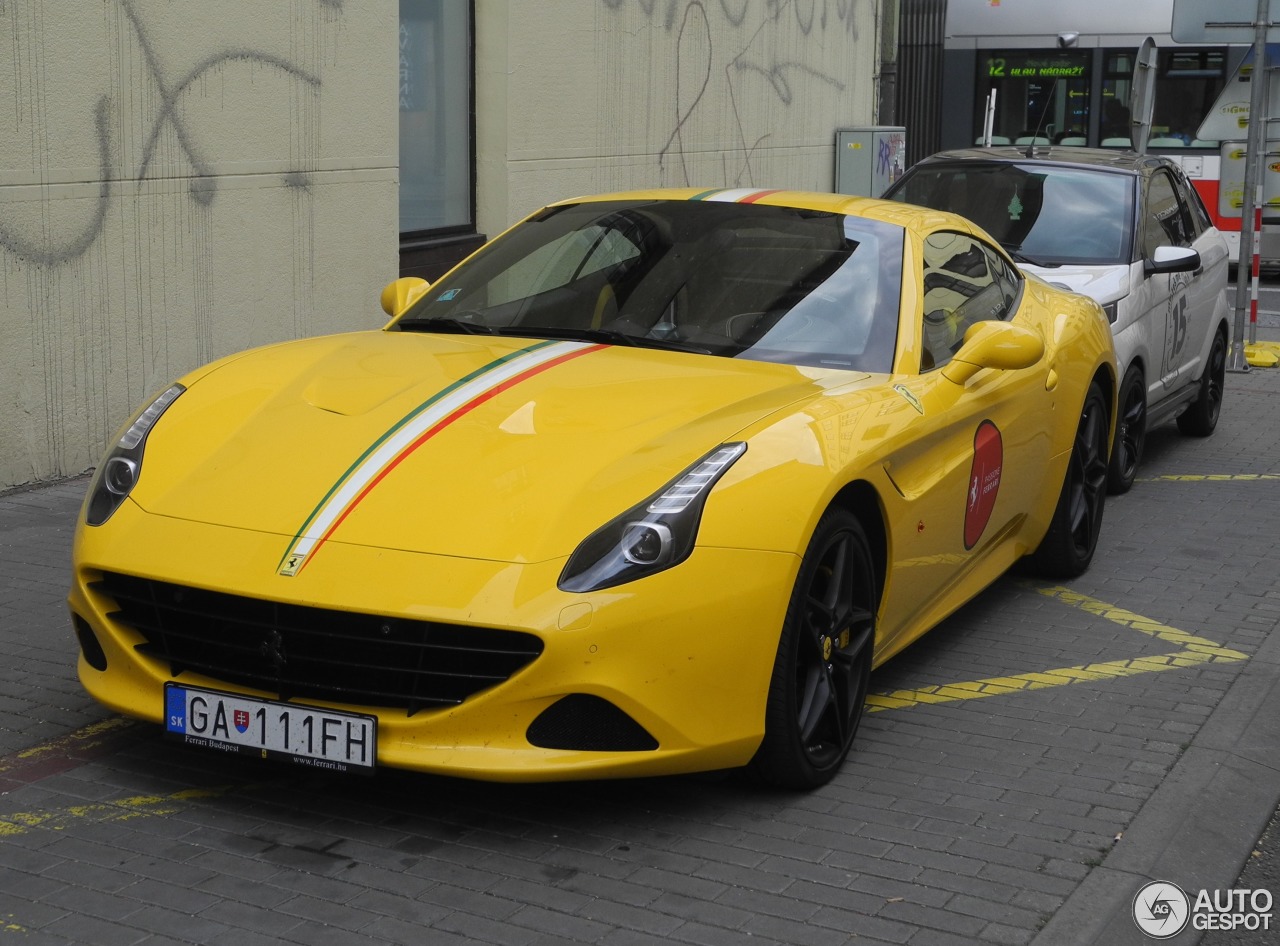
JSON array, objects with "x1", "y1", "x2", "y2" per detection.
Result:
[{"x1": 884, "y1": 147, "x2": 1230, "y2": 493}]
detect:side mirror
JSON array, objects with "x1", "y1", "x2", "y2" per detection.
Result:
[
  {"x1": 380, "y1": 277, "x2": 431, "y2": 318},
  {"x1": 1144, "y1": 245, "x2": 1200, "y2": 277},
  {"x1": 941, "y1": 321, "x2": 1045, "y2": 385}
]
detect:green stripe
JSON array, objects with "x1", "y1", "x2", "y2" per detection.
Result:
[
  {"x1": 275, "y1": 340, "x2": 557, "y2": 571},
  {"x1": 688, "y1": 189, "x2": 723, "y2": 201}
]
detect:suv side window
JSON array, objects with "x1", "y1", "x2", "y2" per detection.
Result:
[
  {"x1": 920, "y1": 232, "x2": 1019, "y2": 370},
  {"x1": 1177, "y1": 168, "x2": 1214, "y2": 238},
  {"x1": 1144, "y1": 170, "x2": 1195, "y2": 255}
]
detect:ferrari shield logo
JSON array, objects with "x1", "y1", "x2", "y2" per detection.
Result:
[
  {"x1": 234, "y1": 709, "x2": 250, "y2": 733},
  {"x1": 964, "y1": 421, "x2": 1003, "y2": 550}
]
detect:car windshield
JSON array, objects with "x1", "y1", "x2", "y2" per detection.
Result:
[
  {"x1": 394, "y1": 199, "x2": 905, "y2": 373},
  {"x1": 888, "y1": 163, "x2": 1135, "y2": 266}
]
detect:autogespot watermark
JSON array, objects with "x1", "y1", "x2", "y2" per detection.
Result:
[{"x1": 1132, "y1": 880, "x2": 1274, "y2": 938}]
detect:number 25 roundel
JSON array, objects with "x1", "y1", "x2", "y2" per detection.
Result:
[{"x1": 964, "y1": 421, "x2": 1003, "y2": 550}]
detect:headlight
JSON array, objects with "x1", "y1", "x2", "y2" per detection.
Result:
[
  {"x1": 558, "y1": 442, "x2": 747, "y2": 593},
  {"x1": 85, "y1": 383, "x2": 185, "y2": 526}
]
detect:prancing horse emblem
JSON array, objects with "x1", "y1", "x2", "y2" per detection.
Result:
[{"x1": 260, "y1": 629, "x2": 287, "y2": 672}]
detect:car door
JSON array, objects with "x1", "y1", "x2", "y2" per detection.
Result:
[
  {"x1": 877, "y1": 232, "x2": 1055, "y2": 655},
  {"x1": 1142, "y1": 168, "x2": 1204, "y2": 395},
  {"x1": 1177, "y1": 168, "x2": 1230, "y2": 376}
]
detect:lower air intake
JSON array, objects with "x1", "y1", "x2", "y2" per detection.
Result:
[{"x1": 526, "y1": 694, "x2": 658, "y2": 751}]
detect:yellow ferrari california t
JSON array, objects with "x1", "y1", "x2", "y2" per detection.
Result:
[{"x1": 69, "y1": 188, "x2": 1117, "y2": 788}]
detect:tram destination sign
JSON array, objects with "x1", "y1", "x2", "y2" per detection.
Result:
[{"x1": 986, "y1": 52, "x2": 1087, "y2": 80}]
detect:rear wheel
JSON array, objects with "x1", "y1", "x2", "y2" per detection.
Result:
[
  {"x1": 1177, "y1": 328, "x2": 1227, "y2": 437},
  {"x1": 1026, "y1": 380, "x2": 1109, "y2": 579},
  {"x1": 1107, "y1": 365, "x2": 1145, "y2": 495},
  {"x1": 752, "y1": 509, "x2": 876, "y2": 790}
]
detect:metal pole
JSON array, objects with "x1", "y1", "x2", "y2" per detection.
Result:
[
  {"x1": 1230, "y1": 0, "x2": 1271, "y2": 373},
  {"x1": 982, "y1": 89, "x2": 997, "y2": 147}
]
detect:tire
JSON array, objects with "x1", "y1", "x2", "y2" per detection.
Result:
[
  {"x1": 1026, "y1": 380, "x2": 1109, "y2": 579},
  {"x1": 1177, "y1": 328, "x2": 1227, "y2": 437},
  {"x1": 752, "y1": 509, "x2": 876, "y2": 790},
  {"x1": 1107, "y1": 365, "x2": 1145, "y2": 495}
]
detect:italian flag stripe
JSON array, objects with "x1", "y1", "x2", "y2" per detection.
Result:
[{"x1": 277, "y1": 340, "x2": 602, "y2": 576}]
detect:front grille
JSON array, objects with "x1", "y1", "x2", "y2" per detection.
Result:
[{"x1": 95, "y1": 571, "x2": 543, "y2": 716}]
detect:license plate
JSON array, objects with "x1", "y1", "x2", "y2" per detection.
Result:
[{"x1": 164, "y1": 684, "x2": 376, "y2": 774}]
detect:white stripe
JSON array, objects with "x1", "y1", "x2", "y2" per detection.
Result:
[
  {"x1": 702, "y1": 188, "x2": 764, "y2": 203},
  {"x1": 289, "y1": 341, "x2": 587, "y2": 561}
]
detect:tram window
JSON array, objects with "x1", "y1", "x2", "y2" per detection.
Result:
[
  {"x1": 1104, "y1": 48, "x2": 1227, "y2": 147},
  {"x1": 979, "y1": 50, "x2": 1090, "y2": 145},
  {"x1": 974, "y1": 46, "x2": 1229, "y2": 149}
]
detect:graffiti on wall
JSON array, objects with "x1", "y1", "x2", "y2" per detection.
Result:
[
  {"x1": 877, "y1": 129, "x2": 906, "y2": 187},
  {"x1": 0, "y1": 0, "x2": 336, "y2": 266},
  {"x1": 600, "y1": 0, "x2": 863, "y2": 185}
]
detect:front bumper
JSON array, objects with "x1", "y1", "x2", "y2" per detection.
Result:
[{"x1": 68, "y1": 500, "x2": 797, "y2": 781}]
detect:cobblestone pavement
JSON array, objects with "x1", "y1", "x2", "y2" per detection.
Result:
[{"x1": 2, "y1": 330, "x2": 1278, "y2": 945}]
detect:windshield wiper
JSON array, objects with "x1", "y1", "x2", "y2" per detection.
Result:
[
  {"x1": 396, "y1": 315, "x2": 496, "y2": 335},
  {"x1": 1001, "y1": 243, "x2": 1058, "y2": 268},
  {"x1": 499, "y1": 325, "x2": 714, "y2": 355},
  {"x1": 397, "y1": 318, "x2": 714, "y2": 354}
]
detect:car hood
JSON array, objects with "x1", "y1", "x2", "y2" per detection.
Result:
[
  {"x1": 134, "y1": 330, "x2": 848, "y2": 564},
  {"x1": 1025, "y1": 263, "x2": 1130, "y2": 306}
]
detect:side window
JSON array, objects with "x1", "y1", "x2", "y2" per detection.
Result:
[
  {"x1": 983, "y1": 244, "x2": 1023, "y2": 311},
  {"x1": 1178, "y1": 170, "x2": 1214, "y2": 238},
  {"x1": 920, "y1": 232, "x2": 1016, "y2": 371},
  {"x1": 1144, "y1": 171, "x2": 1193, "y2": 255}
]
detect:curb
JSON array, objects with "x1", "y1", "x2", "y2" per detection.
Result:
[{"x1": 1031, "y1": 611, "x2": 1280, "y2": 945}]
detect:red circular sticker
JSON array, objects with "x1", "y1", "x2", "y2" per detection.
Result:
[{"x1": 964, "y1": 421, "x2": 1003, "y2": 550}]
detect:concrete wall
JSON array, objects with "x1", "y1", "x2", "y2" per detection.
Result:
[
  {"x1": 0, "y1": 0, "x2": 398, "y2": 490},
  {"x1": 476, "y1": 0, "x2": 882, "y2": 235},
  {"x1": 2, "y1": 0, "x2": 883, "y2": 491}
]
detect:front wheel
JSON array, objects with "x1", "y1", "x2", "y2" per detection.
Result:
[
  {"x1": 752, "y1": 509, "x2": 877, "y2": 790},
  {"x1": 1026, "y1": 380, "x2": 1110, "y2": 579},
  {"x1": 1107, "y1": 365, "x2": 1146, "y2": 495},
  {"x1": 1177, "y1": 328, "x2": 1227, "y2": 437}
]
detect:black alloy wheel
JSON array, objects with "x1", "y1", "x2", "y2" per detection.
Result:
[
  {"x1": 1026, "y1": 379, "x2": 1110, "y2": 579},
  {"x1": 1107, "y1": 366, "x2": 1146, "y2": 494},
  {"x1": 753, "y1": 509, "x2": 876, "y2": 790},
  {"x1": 1177, "y1": 328, "x2": 1227, "y2": 437}
]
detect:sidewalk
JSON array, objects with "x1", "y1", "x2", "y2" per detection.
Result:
[{"x1": 1036, "y1": 307, "x2": 1280, "y2": 945}]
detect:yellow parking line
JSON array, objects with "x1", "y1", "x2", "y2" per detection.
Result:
[
  {"x1": 867, "y1": 586, "x2": 1247, "y2": 713},
  {"x1": 0, "y1": 785, "x2": 237, "y2": 838},
  {"x1": 0, "y1": 717, "x2": 136, "y2": 775},
  {"x1": 2, "y1": 916, "x2": 29, "y2": 934},
  {"x1": 1137, "y1": 474, "x2": 1280, "y2": 482}
]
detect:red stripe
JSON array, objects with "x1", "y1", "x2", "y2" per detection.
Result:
[
  {"x1": 295, "y1": 344, "x2": 605, "y2": 574},
  {"x1": 1253, "y1": 207, "x2": 1263, "y2": 324},
  {"x1": 737, "y1": 189, "x2": 782, "y2": 204}
]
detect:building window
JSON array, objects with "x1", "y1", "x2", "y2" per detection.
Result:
[{"x1": 399, "y1": 0, "x2": 473, "y2": 236}]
